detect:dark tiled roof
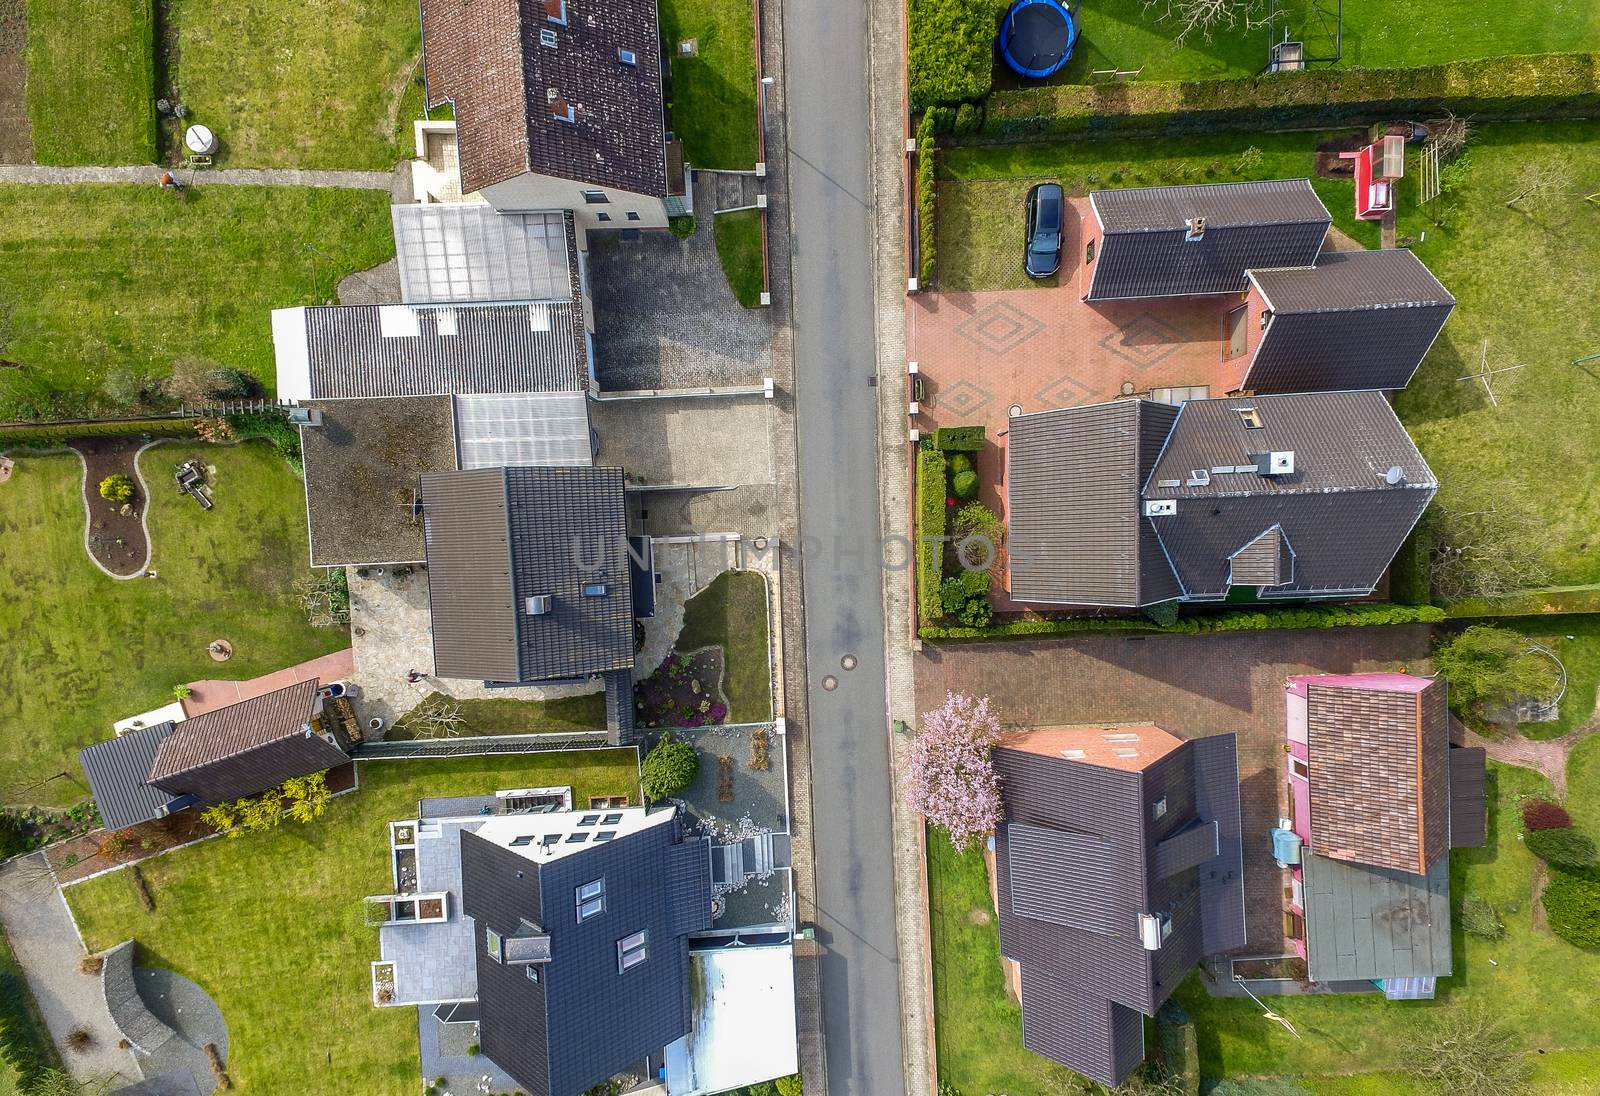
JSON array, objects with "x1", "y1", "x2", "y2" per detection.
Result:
[
  {"x1": 421, "y1": 466, "x2": 634, "y2": 684},
  {"x1": 289, "y1": 302, "x2": 588, "y2": 400},
  {"x1": 461, "y1": 813, "x2": 708, "y2": 1096},
  {"x1": 1244, "y1": 250, "x2": 1455, "y2": 393},
  {"x1": 393, "y1": 206, "x2": 578, "y2": 306},
  {"x1": 1006, "y1": 400, "x2": 1180, "y2": 607},
  {"x1": 1303, "y1": 852, "x2": 1451, "y2": 982},
  {"x1": 300, "y1": 397, "x2": 458, "y2": 567},
  {"x1": 992, "y1": 731, "x2": 1244, "y2": 1087},
  {"x1": 149, "y1": 681, "x2": 319, "y2": 785},
  {"x1": 1449, "y1": 746, "x2": 1487, "y2": 849},
  {"x1": 422, "y1": 0, "x2": 667, "y2": 197},
  {"x1": 1227, "y1": 525, "x2": 1291, "y2": 587},
  {"x1": 1305, "y1": 677, "x2": 1451, "y2": 876},
  {"x1": 1087, "y1": 180, "x2": 1330, "y2": 299},
  {"x1": 1143, "y1": 391, "x2": 1436, "y2": 600},
  {"x1": 79, "y1": 723, "x2": 180, "y2": 832}
]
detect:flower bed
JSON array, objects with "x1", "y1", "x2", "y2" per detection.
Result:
[{"x1": 635, "y1": 649, "x2": 731, "y2": 730}]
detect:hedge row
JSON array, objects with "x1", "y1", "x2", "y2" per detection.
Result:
[
  {"x1": 916, "y1": 113, "x2": 938, "y2": 287},
  {"x1": 0, "y1": 417, "x2": 198, "y2": 449},
  {"x1": 979, "y1": 52, "x2": 1600, "y2": 142},
  {"x1": 908, "y1": 0, "x2": 1005, "y2": 113},
  {"x1": 226, "y1": 412, "x2": 303, "y2": 473},
  {"x1": 916, "y1": 449, "x2": 948, "y2": 625},
  {"x1": 921, "y1": 602, "x2": 1447, "y2": 641},
  {"x1": 932, "y1": 424, "x2": 984, "y2": 452}
]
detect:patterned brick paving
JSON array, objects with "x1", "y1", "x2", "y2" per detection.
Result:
[{"x1": 914, "y1": 625, "x2": 1436, "y2": 953}]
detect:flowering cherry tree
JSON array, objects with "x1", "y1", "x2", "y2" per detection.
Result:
[{"x1": 904, "y1": 692, "x2": 1004, "y2": 852}]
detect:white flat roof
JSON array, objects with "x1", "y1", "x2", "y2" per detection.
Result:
[
  {"x1": 664, "y1": 946, "x2": 799, "y2": 1096},
  {"x1": 113, "y1": 700, "x2": 188, "y2": 737},
  {"x1": 474, "y1": 805, "x2": 674, "y2": 864},
  {"x1": 270, "y1": 307, "x2": 312, "y2": 401}
]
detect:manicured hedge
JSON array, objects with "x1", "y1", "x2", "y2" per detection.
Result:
[
  {"x1": 979, "y1": 52, "x2": 1600, "y2": 142},
  {"x1": 921, "y1": 602, "x2": 1446, "y2": 641},
  {"x1": 917, "y1": 113, "x2": 938, "y2": 287},
  {"x1": 0, "y1": 417, "x2": 197, "y2": 449},
  {"x1": 1544, "y1": 867, "x2": 1600, "y2": 949},
  {"x1": 1527, "y1": 826, "x2": 1597, "y2": 869},
  {"x1": 908, "y1": 0, "x2": 1005, "y2": 113},
  {"x1": 933, "y1": 425, "x2": 985, "y2": 452},
  {"x1": 916, "y1": 448, "x2": 949, "y2": 625}
]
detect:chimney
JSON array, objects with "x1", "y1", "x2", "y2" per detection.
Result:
[
  {"x1": 1255, "y1": 451, "x2": 1296, "y2": 476},
  {"x1": 525, "y1": 595, "x2": 553, "y2": 616},
  {"x1": 1184, "y1": 216, "x2": 1206, "y2": 242}
]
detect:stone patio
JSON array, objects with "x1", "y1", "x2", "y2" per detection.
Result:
[
  {"x1": 380, "y1": 819, "x2": 481, "y2": 1006},
  {"x1": 345, "y1": 568, "x2": 600, "y2": 732}
]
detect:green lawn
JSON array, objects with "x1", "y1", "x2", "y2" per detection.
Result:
[
  {"x1": 383, "y1": 690, "x2": 609, "y2": 739},
  {"x1": 661, "y1": 0, "x2": 759, "y2": 168},
  {"x1": 65, "y1": 751, "x2": 640, "y2": 1095},
  {"x1": 1028, "y1": 0, "x2": 1600, "y2": 85},
  {"x1": 929, "y1": 761, "x2": 1600, "y2": 1092},
  {"x1": 939, "y1": 121, "x2": 1600, "y2": 587},
  {"x1": 24, "y1": 0, "x2": 157, "y2": 164},
  {"x1": 159, "y1": 0, "x2": 419, "y2": 168},
  {"x1": 677, "y1": 569, "x2": 774, "y2": 723},
  {"x1": 1497, "y1": 615, "x2": 1600, "y2": 739},
  {"x1": 713, "y1": 209, "x2": 766, "y2": 308},
  {"x1": 0, "y1": 184, "x2": 395, "y2": 419},
  {"x1": 0, "y1": 928, "x2": 60, "y2": 1095},
  {"x1": 0, "y1": 442, "x2": 346, "y2": 808}
]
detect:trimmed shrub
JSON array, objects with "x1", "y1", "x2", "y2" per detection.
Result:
[
  {"x1": 1143, "y1": 600, "x2": 1180, "y2": 628},
  {"x1": 953, "y1": 101, "x2": 983, "y2": 137},
  {"x1": 668, "y1": 215, "x2": 697, "y2": 239},
  {"x1": 959, "y1": 566, "x2": 990, "y2": 597},
  {"x1": 1523, "y1": 797, "x2": 1573, "y2": 831},
  {"x1": 908, "y1": 0, "x2": 1004, "y2": 112},
  {"x1": 1157, "y1": 1000, "x2": 1200, "y2": 1096},
  {"x1": 957, "y1": 595, "x2": 992, "y2": 627},
  {"x1": 916, "y1": 113, "x2": 938, "y2": 286},
  {"x1": 1543, "y1": 868, "x2": 1600, "y2": 949},
  {"x1": 641, "y1": 733, "x2": 700, "y2": 800},
  {"x1": 916, "y1": 449, "x2": 949, "y2": 624},
  {"x1": 1527, "y1": 826, "x2": 1597, "y2": 869},
  {"x1": 948, "y1": 453, "x2": 972, "y2": 474},
  {"x1": 0, "y1": 417, "x2": 197, "y2": 449},
  {"x1": 98, "y1": 473, "x2": 135, "y2": 503},
  {"x1": 939, "y1": 577, "x2": 968, "y2": 616},
  {"x1": 951, "y1": 468, "x2": 978, "y2": 500},
  {"x1": 1461, "y1": 893, "x2": 1504, "y2": 940},
  {"x1": 775, "y1": 1075, "x2": 803, "y2": 1096},
  {"x1": 1390, "y1": 508, "x2": 1434, "y2": 606},
  {"x1": 979, "y1": 52, "x2": 1600, "y2": 143},
  {"x1": 933, "y1": 425, "x2": 984, "y2": 452},
  {"x1": 922, "y1": 601, "x2": 1446, "y2": 641},
  {"x1": 0, "y1": 971, "x2": 48, "y2": 1085}
]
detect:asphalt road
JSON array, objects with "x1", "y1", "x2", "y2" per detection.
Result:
[{"x1": 782, "y1": 0, "x2": 908, "y2": 1090}]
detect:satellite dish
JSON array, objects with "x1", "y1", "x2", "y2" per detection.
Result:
[{"x1": 1384, "y1": 465, "x2": 1405, "y2": 485}]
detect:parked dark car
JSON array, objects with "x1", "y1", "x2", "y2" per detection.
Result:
[{"x1": 1024, "y1": 182, "x2": 1064, "y2": 279}]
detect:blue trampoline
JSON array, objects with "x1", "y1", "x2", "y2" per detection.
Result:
[{"x1": 999, "y1": 0, "x2": 1076, "y2": 79}]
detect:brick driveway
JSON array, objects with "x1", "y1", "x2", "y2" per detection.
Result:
[{"x1": 915, "y1": 625, "x2": 1436, "y2": 952}]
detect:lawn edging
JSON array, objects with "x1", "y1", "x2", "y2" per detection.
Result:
[{"x1": 978, "y1": 51, "x2": 1600, "y2": 143}]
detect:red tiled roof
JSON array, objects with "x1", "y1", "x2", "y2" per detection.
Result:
[{"x1": 149, "y1": 679, "x2": 319, "y2": 783}]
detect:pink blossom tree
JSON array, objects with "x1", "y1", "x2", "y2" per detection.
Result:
[{"x1": 904, "y1": 692, "x2": 1004, "y2": 851}]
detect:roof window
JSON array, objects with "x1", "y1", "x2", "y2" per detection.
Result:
[
  {"x1": 601, "y1": 813, "x2": 623, "y2": 825},
  {"x1": 510, "y1": 835, "x2": 536, "y2": 847},
  {"x1": 540, "y1": 27, "x2": 558, "y2": 47},
  {"x1": 578, "y1": 814, "x2": 600, "y2": 826},
  {"x1": 1236, "y1": 407, "x2": 1263, "y2": 429},
  {"x1": 544, "y1": 0, "x2": 567, "y2": 23},
  {"x1": 565, "y1": 832, "x2": 588, "y2": 844},
  {"x1": 577, "y1": 878, "x2": 606, "y2": 921},
  {"x1": 617, "y1": 930, "x2": 649, "y2": 973},
  {"x1": 618, "y1": 48, "x2": 637, "y2": 65},
  {"x1": 485, "y1": 926, "x2": 504, "y2": 962},
  {"x1": 582, "y1": 583, "x2": 608, "y2": 597},
  {"x1": 594, "y1": 831, "x2": 616, "y2": 841}
]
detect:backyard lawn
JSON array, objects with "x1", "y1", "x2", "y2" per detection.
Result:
[
  {"x1": 0, "y1": 184, "x2": 395, "y2": 419},
  {"x1": 65, "y1": 751, "x2": 640, "y2": 1095},
  {"x1": 1500, "y1": 615, "x2": 1600, "y2": 739},
  {"x1": 383, "y1": 690, "x2": 608, "y2": 739},
  {"x1": 929, "y1": 761, "x2": 1600, "y2": 1093},
  {"x1": 713, "y1": 209, "x2": 766, "y2": 309},
  {"x1": 660, "y1": 0, "x2": 759, "y2": 168},
  {"x1": 937, "y1": 121, "x2": 1600, "y2": 588},
  {"x1": 1029, "y1": 0, "x2": 1600, "y2": 85},
  {"x1": 677, "y1": 569, "x2": 774, "y2": 723},
  {"x1": 0, "y1": 442, "x2": 345, "y2": 808},
  {"x1": 24, "y1": 0, "x2": 157, "y2": 164}
]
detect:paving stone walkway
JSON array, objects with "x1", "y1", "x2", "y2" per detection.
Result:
[{"x1": 0, "y1": 164, "x2": 404, "y2": 194}]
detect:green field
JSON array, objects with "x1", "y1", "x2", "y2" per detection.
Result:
[
  {"x1": 24, "y1": 0, "x2": 157, "y2": 164},
  {"x1": 1029, "y1": 0, "x2": 1600, "y2": 85},
  {"x1": 661, "y1": 0, "x2": 759, "y2": 168},
  {"x1": 0, "y1": 442, "x2": 345, "y2": 808},
  {"x1": 929, "y1": 760, "x2": 1600, "y2": 1092},
  {"x1": 676, "y1": 569, "x2": 774, "y2": 723},
  {"x1": 383, "y1": 691, "x2": 609, "y2": 739},
  {"x1": 0, "y1": 184, "x2": 395, "y2": 419},
  {"x1": 66, "y1": 752, "x2": 640, "y2": 1094},
  {"x1": 937, "y1": 121, "x2": 1600, "y2": 588}
]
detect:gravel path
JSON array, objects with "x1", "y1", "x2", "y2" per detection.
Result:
[
  {"x1": 0, "y1": 164, "x2": 406, "y2": 196},
  {"x1": 0, "y1": 854, "x2": 138, "y2": 1085}
]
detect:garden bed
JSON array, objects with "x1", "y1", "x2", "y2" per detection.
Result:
[
  {"x1": 72, "y1": 435, "x2": 150, "y2": 575},
  {"x1": 636, "y1": 649, "x2": 731, "y2": 731}
]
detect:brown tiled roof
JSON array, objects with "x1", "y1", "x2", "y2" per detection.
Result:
[
  {"x1": 422, "y1": 0, "x2": 667, "y2": 197},
  {"x1": 149, "y1": 680, "x2": 320, "y2": 784},
  {"x1": 1306, "y1": 676, "x2": 1451, "y2": 876}
]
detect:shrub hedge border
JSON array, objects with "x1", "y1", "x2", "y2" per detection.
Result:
[
  {"x1": 0, "y1": 417, "x2": 198, "y2": 449},
  {"x1": 921, "y1": 602, "x2": 1446, "y2": 641},
  {"x1": 916, "y1": 448, "x2": 948, "y2": 625},
  {"x1": 916, "y1": 113, "x2": 938, "y2": 287},
  {"x1": 978, "y1": 52, "x2": 1600, "y2": 142}
]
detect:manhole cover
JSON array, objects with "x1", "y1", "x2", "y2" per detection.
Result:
[
  {"x1": 207, "y1": 639, "x2": 233, "y2": 662},
  {"x1": 822, "y1": 675, "x2": 839, "y2": 691},
  {"x1": 841, "y1": 655, "x2": 858, "y2": 671}
]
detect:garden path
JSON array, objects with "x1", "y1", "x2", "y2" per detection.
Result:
[
  {"x1": 0, "y1": 163, "x2": 404, "y2": 195},
  {"x1": 1458, "y1": 715, "x2": 1600, "y2": 797},
  {"x1": 0, "y1": 853, "x2": 139, "y2": 1085}
]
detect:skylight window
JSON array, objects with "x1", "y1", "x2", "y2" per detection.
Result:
[
  {"x1": 1237, "y1": 407, "x2": 1263, "y2": 429},
  {"x1": 566, "y1": 832, "x2": 588, "y2": 844},
  {"x1": 540, "y1": 27, "x2": 558, "y2": 47},
  {"x1": 594, "y1": 831, "x2": 616, "y2": 841},
  {"x1": 511, "y1": 835, "x2": 536, "y2": 847},
  {"x1": 617, "y1": 930, "x2": 649, "y2": 972},
  {"x1": 618, "y1": 48, "x2": 637, "y2": 65},
  {"x1": 578, "y1": 814, "x2": 600, "y2": 826},
  {"x1": 577, "y1": 879, "x2": 606, "y2": 922},
  {"x1": 601, "y1": 813, "x2": 623, "y2": 825},
  {"x1": 485, "y1": 926, "x2": 504, "y2": 962}
]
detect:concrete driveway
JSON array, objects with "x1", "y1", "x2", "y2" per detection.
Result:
[
  {"x1": 590, "y1": 396, "x2": 777, "y2": 488},
  {"x1": 915, "y1": 625, "x2": 1436, "y2": 951}
]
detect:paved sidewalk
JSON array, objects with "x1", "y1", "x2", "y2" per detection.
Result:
[
  {"x1": 0, "y1": 855, "x2": 138, "y2": 1085},
  {"x1": 183, "y1": 649, "x2": 354, "y2": 716},
  {"x1": 0, "y1": 164, "x2": 402, "y2": 192}
]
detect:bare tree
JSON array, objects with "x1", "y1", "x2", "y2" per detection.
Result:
[
  {"x1": 293, "y1": 571, "x2": 351, "y2": 628},
  {"x1": 1403, "y1": 1008, "x2": 1530, "y2": 1095},
  {"x1": 1503, "y1": 159, "x2": 1575, "y2": 209},
  {"x1": 1144, "y1": 0, "x2": 1266, "y2": 45},
  {"x1": 398, "y1": 697, "x2": 466, "y2": 739},
  {"x1": 1429, "y1": 483, "x2": 1551, "y2": 600}
]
